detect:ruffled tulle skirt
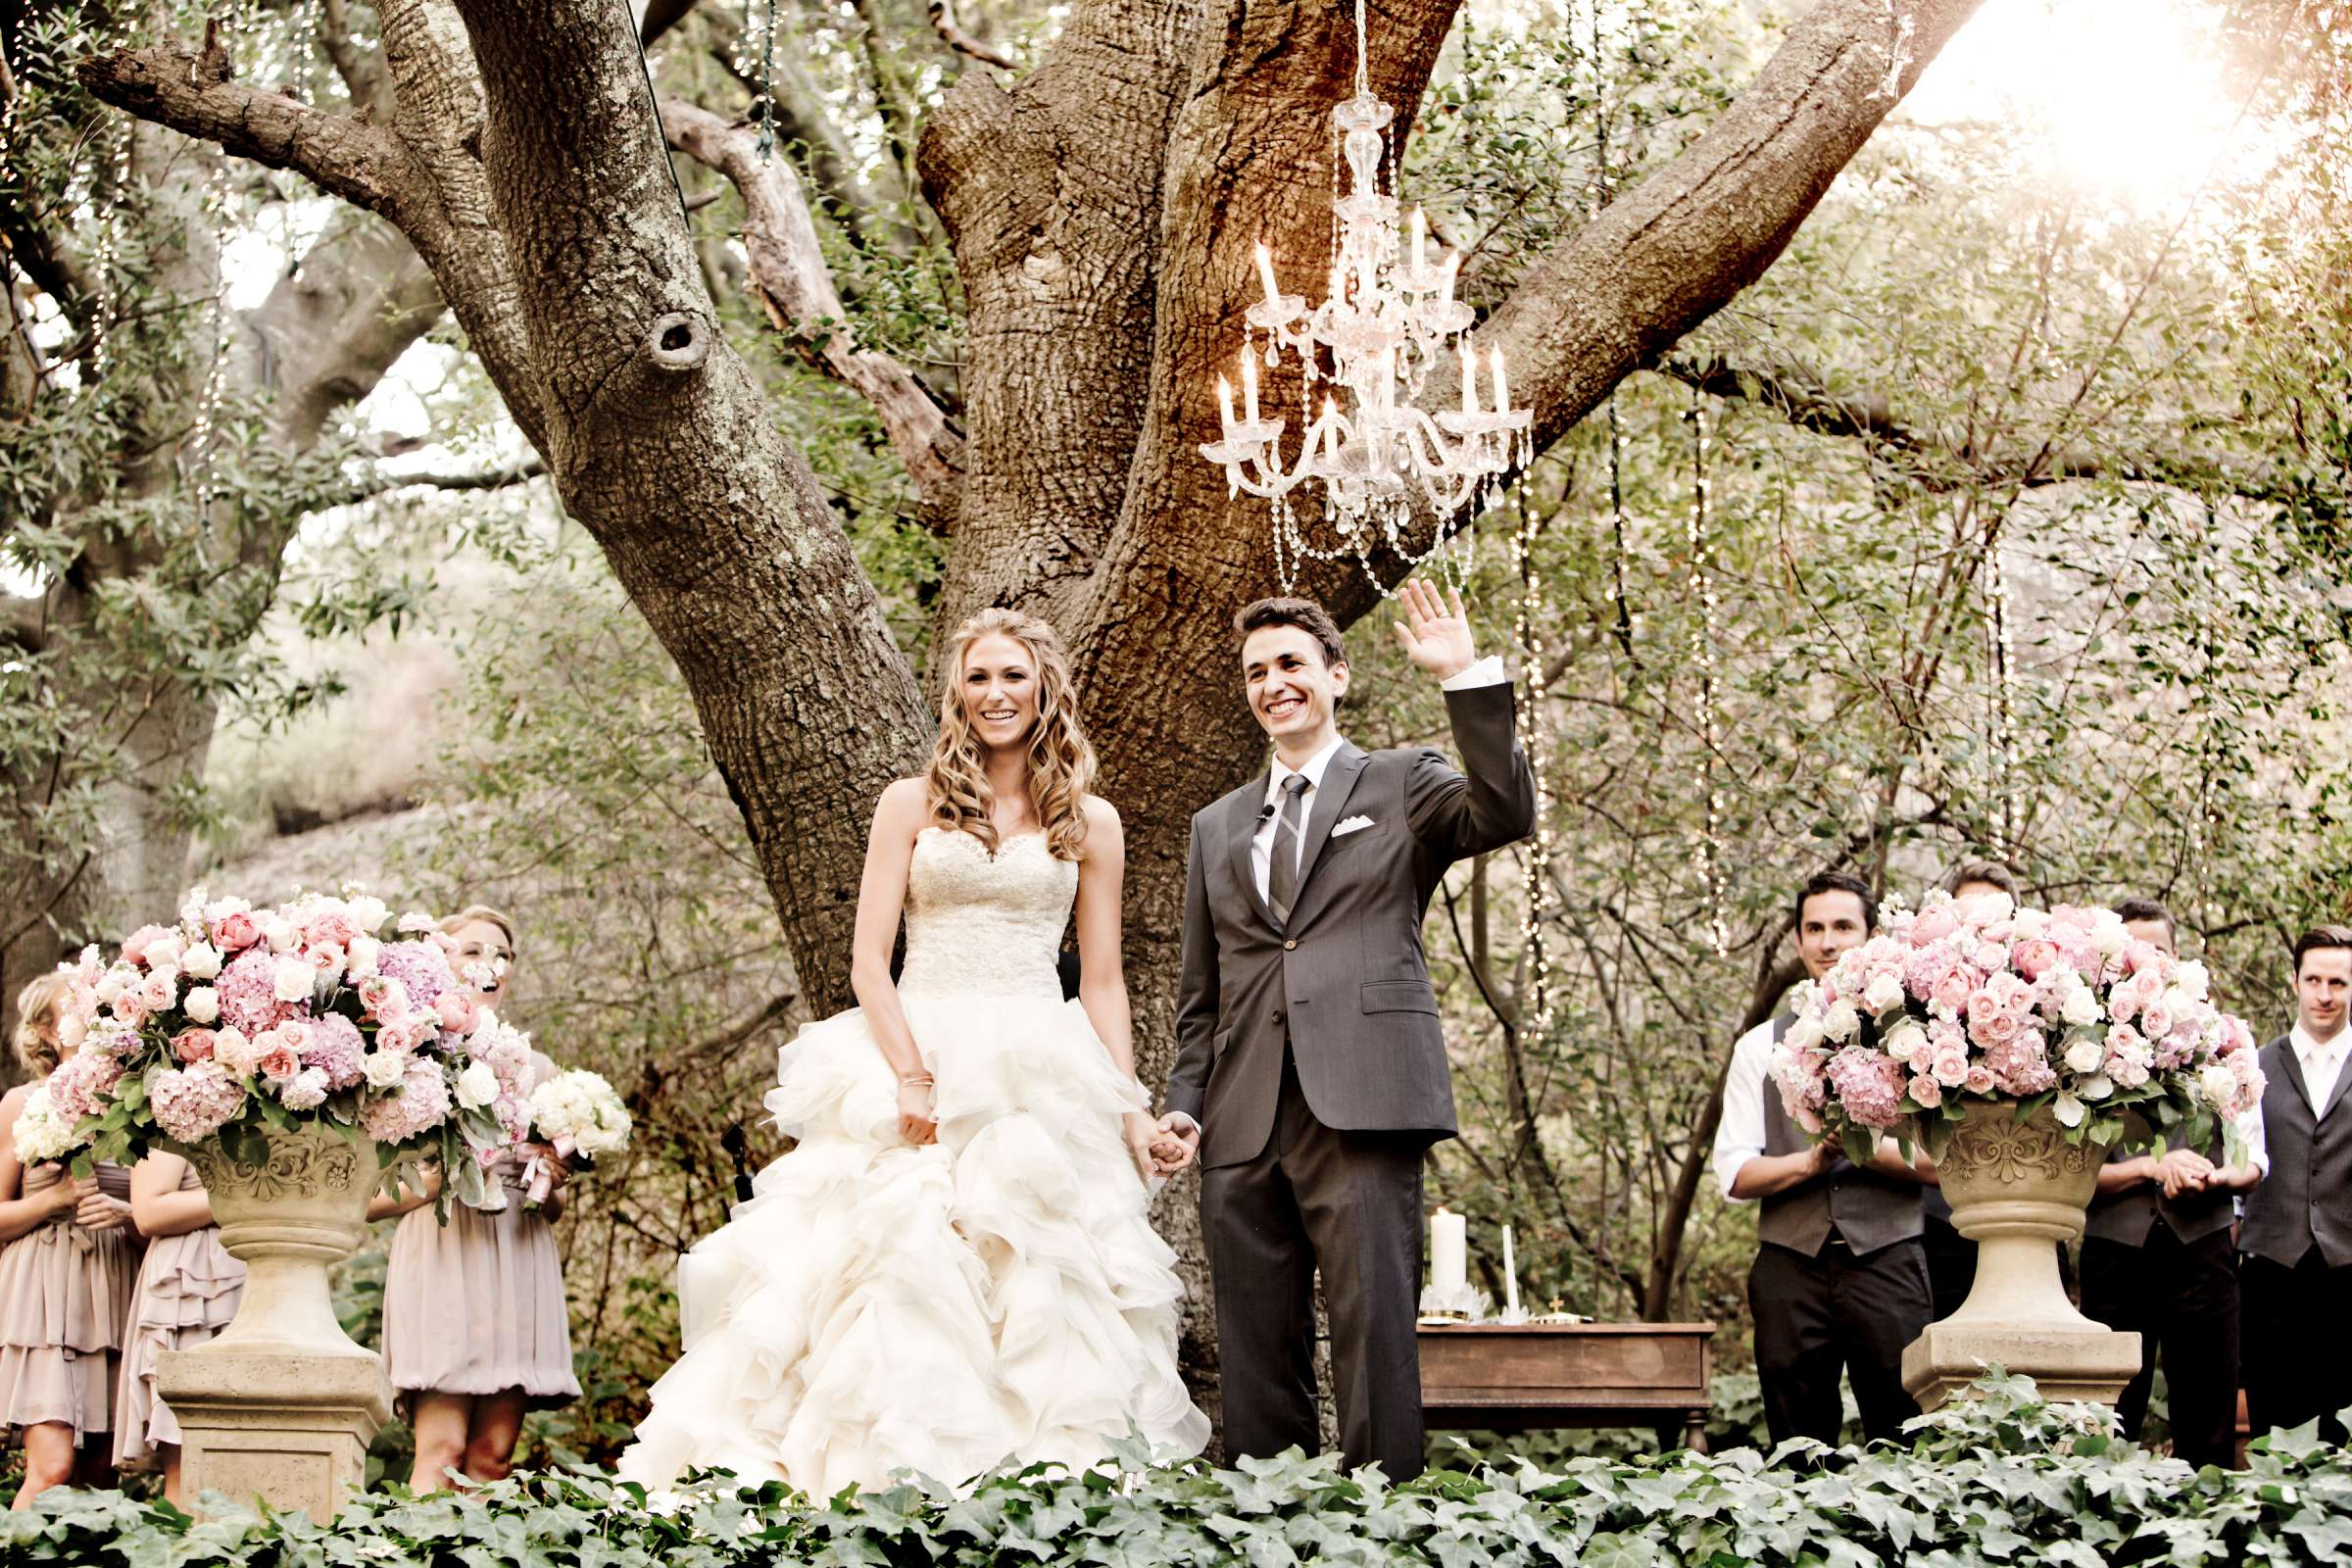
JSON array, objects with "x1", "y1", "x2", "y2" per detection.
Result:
[{"x1": 617, "y1": 990, "x2": 1208, "y2": 1496}]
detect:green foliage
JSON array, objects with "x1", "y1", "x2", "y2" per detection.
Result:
[{"x1": 11, "y1": 1376, "x2": 2352, "y2": 1565}]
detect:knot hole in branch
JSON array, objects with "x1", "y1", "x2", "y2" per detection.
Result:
[{"x1": 645, "y1": 312, "x2": 710, "y2": 374}]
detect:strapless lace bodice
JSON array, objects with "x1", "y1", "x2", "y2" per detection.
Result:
[{"x1": 899, "y1": 826, "x2": 1076, "y2": 1000}]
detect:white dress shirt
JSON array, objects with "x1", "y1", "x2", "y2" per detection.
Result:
[
  {"x1": 1709, "y1": 1018, "x2": 1780, "y2": 1200},
  {"x1": 1248, "y1": 655, "x2": 1508, "y2": 905},
  {"x1": 2292, "y1": 1021, "x2": 2351, "y2": 1119}
]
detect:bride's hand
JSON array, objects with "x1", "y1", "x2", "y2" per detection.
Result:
[
  {"x1": 1122, "y1": 1111, "x2": 1161, "y2": 1181},
  {"x1": 898, "y1": 1079, "x2": 938, "y2": 1147}
]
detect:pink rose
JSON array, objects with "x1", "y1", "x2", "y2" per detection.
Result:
[
  {"x1": 109, "y1": 998, "x2": 147, "y2": 1031},
  {"x1": 211, "y1": 910, "x2": 261, "y2": 952},
  {"x1": 305, "y1": 911, "x2": 360, "y2": 949},
  {"x1": 1909, "y1": 1073, "x2": 1942, "y2": 1109},
  {"x1": 1932, "y1": 1048, "x2": 1970, "y2": 1088},
  {"x1": 136, "y1": 971, "x2": 175, "y2": 1012},
  {"x1": 434, "y1": 990, "x2": 480, "y2": 1036},
  {"x1": 1932, "y1": 971, "x2": 1975, "y2": 1016},
  {"x1": 257, "y1": 1042, "x2": 301, "y2": 1082},
  {"x1": 1914, "y1": 908, "x2": 1958, "y2": 944},
  {"x1": 1974, "y1": 1009, "x2": 2019, "y2": 1047},
  {"x1": 2012, "y1": 938, "x2": 2058, "y2": 981},
  {"x1": 1964, "y1": 1065, "x2": 1997, "y2": 1096},
  {"x1": 171, "y1": 1027, "x2": 217, "y2": 1064},
  {"x1": 1966, "y1": 989, "x2": 2001, "y2": 1029},
  {"x1": 122, "y1": 924, "x2": 173, "y2": 967}
]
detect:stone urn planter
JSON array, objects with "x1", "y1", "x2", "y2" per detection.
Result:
[
  {"x1": 1901, "y1": 1099, "x2": 2142, "y2": 1411},
  {"x1": 157, "y1": 1122, "x2": 395, "y2": 1523}
]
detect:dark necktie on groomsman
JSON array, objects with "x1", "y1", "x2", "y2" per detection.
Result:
[{"x1": 1267, "y1": 774, "x2": 1310, "y2": 928}]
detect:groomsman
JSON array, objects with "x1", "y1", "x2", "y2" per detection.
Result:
[
  {"x1": 1918, "y1": 858, "x2": 2020, "y2": 1320},
  {"x1": 2079, "y1": 899, "x2": 2263, "y2": 1468},
  {"x1": 1711, "y1": 870, "x2": 1934, "y2": 1446},
  {"x1": 2241, "y1": 926, "x2": 2352, "y2": 1445}
]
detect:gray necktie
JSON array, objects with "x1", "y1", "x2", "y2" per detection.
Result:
[{"x1": 1267, "y1": 773, "x2": 1311, "y2": 927}]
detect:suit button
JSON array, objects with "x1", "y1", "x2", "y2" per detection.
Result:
[
  {"x1": 1284, "y1": 939, "x2": 1297, "y2": 951},
  {"x1": 1273, "y1": 1009, "x2": 1285, "y2": 1024}
]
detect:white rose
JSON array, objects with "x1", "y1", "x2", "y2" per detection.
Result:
[
  {"x1": 456, "y1": 1060, "x2": 500, "y2": 1110},
  {"x1": 145, "y1": 933, "x2": 185, "y2": 969},
  {"x1": 216, "y1": 1028, "x2": 263, "y2": 1078},
  {"x1": 2079, "y1": 1073, "x2": 2114, "y2": 1102},
  {"x1": 346, "y1": 935, "x2": 381, "y2": 980},
  {"x1": 1784, "y1": 1016, "x2": 1826, "y2": 1054},
  {"x1": 94, "y1": 971, "x2": 125, "y2": 1005},
  {"x1": 179, "y1": 942, "x2": 223, "y2": 981},
  {"x1": 2011, "y1": 908, "x2": 2050, "y2": 939},
  {"x1": 2063, "y1": 1038, "x2": 2103, "y2": 1074},
  {"x1": 2053, "y1": 1093, "x2": 2086, "y2": 1129},
  {"x1": 2060, "y1": 986, "x2": 2101, "y2": 1028},
  {"x1": 1884, "y1": 1019, "x2": 1928, "y2": 1063},
  {"x1": 360, "y1": 1050, "x2": 407, "y2": 1090},
  {"x1": 272, "y1": 955, "x2": 316, "y2": 1004},
  {"x1": 183, "y1": 986, "x2": 220, "y2": 1026},
  {"x1": 2199, "y1": 1064, "x2": 2237, "y2": 1109},
  {"x1": 2090, "y1": 916, "x2": 2131, "y2": 960},
  {"x1": 1823, "y1": 1000, "x2": 1861, "y2": 1044},
  {"x1": 1863, "y1": 974, "x2": 1905, "y2": 1015},
  {"x1": 348, "y1": 896, "x2": 389, "y2": 931},
  {"x1": 263, "y1": 916, "x2": 300, "y2": 954},
  {"x1": 2173, "y1": 960, "x2": 2211, "y2": 1004}
]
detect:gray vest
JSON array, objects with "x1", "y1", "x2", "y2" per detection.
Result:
[
  {"x1": 2082, "y1": 1132, "x2": 2233, "y2": 1247},
  {"x1": 2241, "y1": 1034, "x2": 2352, "y2": 1269},
  {"x1": 1757, "y1": 1016, "x2": 1926, "y2": 1258}
]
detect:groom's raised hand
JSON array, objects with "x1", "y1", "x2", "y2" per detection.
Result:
[{"x1": 1392, "y1": 578, "x2": 1476, "y2": 682}]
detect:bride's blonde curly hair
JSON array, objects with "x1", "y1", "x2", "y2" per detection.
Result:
[{"x1": 925, "y1": 608, "x2": 1097, "y2": 860}]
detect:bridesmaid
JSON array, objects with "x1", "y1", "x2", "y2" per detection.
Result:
[
  {"x1": 0, "y1": 972, "x2": 139, "y2": 1507},
  {"x1": 112, "y1": 1151, "x2": 247, "y2": 1507},
  {"x1": 375, "y1": 906, "x2": 579, "y2": 1490}
]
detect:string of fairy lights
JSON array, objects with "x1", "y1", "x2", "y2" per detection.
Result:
[
  {"x1": 1685, "y1": 391, "x2": 1728, "y2": 959},
  {"x1": 1509, "y1": 474, "x2": 1556, "y2": 1041},
  {"x1": 1986, "y1": 529, "x2": 2018, "y2": 855}
]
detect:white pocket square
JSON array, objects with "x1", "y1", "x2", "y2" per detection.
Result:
[{"x1": 1332, "y1": 815, "x2": 1376, "y2": 837}]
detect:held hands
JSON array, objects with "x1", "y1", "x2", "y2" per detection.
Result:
[
  {"x1": 898, "y1": 1076, "x2": 939, "y2": 1147},
  {"x1": 1391, "y1": 579, "x2": 1477, "y2": 682},
  {"x1": 1150, "y1": 1113, "x2": 1199, "y2": 1175},
  {"x1": 2151, "y1": 1147, "x2": 2217, "y2": 1200}
]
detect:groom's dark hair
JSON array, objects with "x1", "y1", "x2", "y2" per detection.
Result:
[{"x1": 1235, "y1": 597, "x2": 1347, "y2": 669}]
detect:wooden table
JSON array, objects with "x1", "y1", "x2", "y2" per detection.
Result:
[{"x1": 1419, "y1": 1321, "x2": 1718, "y2": 1451}]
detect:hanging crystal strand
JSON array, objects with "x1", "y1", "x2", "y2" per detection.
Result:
[
  {"x1": 756, "y1": 0, "x2": 780, "y2": 159},
  {"x1": 1512, "y1": 467, "x2": 1555, "y2": 1038},
  {"x1": 1687, "y1": 392, "x2": 1727, "y2": 957},
  {"x1": 1988, "y1": 526, "x2": 2017, "y2": 855},
  {"x1": 188, "y1": 0, "x2": 257, "y2": 532}
]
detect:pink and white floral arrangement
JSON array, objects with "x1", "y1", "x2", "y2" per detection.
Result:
[
  {"x1": 21, "y1": 887, "x2": 501, "y2": 1199},
  {"x1": 1773, "y1": 890, "x2": 2266, "y2": 1166}
]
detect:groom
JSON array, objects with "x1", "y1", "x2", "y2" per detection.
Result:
[{"x1": 1156, "y1": 582, "x2": 1536, "y2": 1478}]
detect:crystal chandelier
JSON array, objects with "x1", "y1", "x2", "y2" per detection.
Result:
[{"x1": 1200, "y1": 0, "x2": 1532, "y2": 592}]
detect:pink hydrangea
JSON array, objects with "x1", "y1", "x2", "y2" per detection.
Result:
[
  {"x1": 152, "y1": 1063, "x2": 247, "y2": 1144},
  {"x1": 1981, "y1": 1030, "x2": 2058, "y2": 1097},
  {"x1": 277, "y1": 1067, "x2": 330, "y2": 1112},
  {"x1": 215, "y1": 947, "x2": 308, "y2": 1036},
  {"x1": 302, "y1": 1013, "x2": 366, "y2": 1091},
  {"x1": 360, "y1": 1055, "x2": 453, "y2": 1144},
  {"x1": 373, "y1": 943, "x2": 456, "y2": 1029},
  {"x1": 1826, "y1": 1046, "x2": 1908, "y2": 1129},
  {"x1": 45, "y1": 1050, "x2": 123, "y2": 1123}
]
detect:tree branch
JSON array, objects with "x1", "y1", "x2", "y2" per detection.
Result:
[
  {"x1": 75, "y1": 38, "x2": 423, "y2": 221},
  {"x1": 926, "y1": 0, "x2": 1016, "y2": 71},
  {"x1": 661, "y1": 96, "x2": 964, "y2": 512},
  {"x1": 1663, "y1": 349, "x2": 2340, "y2": 515},
  {"x1": 323, "y1": 456, "x2": 548, "y2": 509}
]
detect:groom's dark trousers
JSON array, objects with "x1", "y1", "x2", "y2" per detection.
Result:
[{"x1": 1166, "y1": 680, "x2": 1536, "y2": 1479}]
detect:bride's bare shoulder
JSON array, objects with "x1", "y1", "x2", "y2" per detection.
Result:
[{"x1": 874, "y1": 777, "x2": 932, "y2": 828}]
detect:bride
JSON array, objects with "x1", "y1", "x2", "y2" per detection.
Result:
[{"x1": 618, "y1": 608, "x2": 1209, "y2": 1494}]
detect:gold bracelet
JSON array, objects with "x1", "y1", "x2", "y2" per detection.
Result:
[{"x1": 899, "y1": 1073, "x2": 935, "y2": 1088}]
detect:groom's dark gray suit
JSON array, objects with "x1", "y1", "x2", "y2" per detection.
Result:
[{"x1": 1165, "y1": 679, "x2": 1536, "y2": 1477}]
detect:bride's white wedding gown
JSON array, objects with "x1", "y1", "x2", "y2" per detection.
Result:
[{"x1": 617, "y1": 826, "x2": 1209, "y2": 1494}]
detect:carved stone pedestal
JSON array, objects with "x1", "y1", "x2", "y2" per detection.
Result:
[
  {"x1": 158, "y1": 1350, "x2": 392, "y2": 1523},
  {"x1": 168, "y1": 1124, "x2": 395, "y2": 1522},
  {"x1": 1902, "y1": 1101, "x2": 2141, "y2": 1411}
]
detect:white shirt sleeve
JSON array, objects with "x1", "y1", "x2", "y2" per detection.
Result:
[
  {"x1": 1438, "y1": 655, "x2": 1507, "y2": 691},
  {"x1": 2234, "y1": 1101, "x2": 2269, "y2": 1178},
  {"x1": 1711, "y1": 1020, "x2": 1780, "y2": 1201}
]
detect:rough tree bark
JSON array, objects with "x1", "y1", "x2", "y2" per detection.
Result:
[{"x1": 76, "y1": 0, "x2": 1988, "y2": 1405}]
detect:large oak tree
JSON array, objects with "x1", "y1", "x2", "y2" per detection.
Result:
[{"x1": 59, "y1": 0, "x2": 1985, "y2": 1408}]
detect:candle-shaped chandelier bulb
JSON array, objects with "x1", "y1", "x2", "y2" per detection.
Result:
[{"x1": 1195, "y1": 0, "x2": 1531, "y2": 593}]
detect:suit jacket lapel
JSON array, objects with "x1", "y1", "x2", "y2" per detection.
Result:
[
  {"x1": 1288, "y1": 744, "x2": 1370, "y2": 922},
  {"x1": 2277, "y1": 1039, "x2": 2314, "y2": 1120},
  {"x1": 2324, "y1": 1046, "x2": 2352, "y2": 1123},
  {"x1": 1227, "y1": 773, "x2": 1276, "y2": 930}
]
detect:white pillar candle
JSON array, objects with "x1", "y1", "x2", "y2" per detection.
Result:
[
  {"x1": 1255, "y1": 242, "x2": 1282, "y2": 308},
  {"x1": 1490, "y1": 347, "x2": 1510, "y2": 415},
  {"x1": 1501, "y1": 1223, "x2": 1521, "y2": 1318},
  {"x1": 1216, "y1": 373, "x2": 1236, "y2": 432},
  {"x1": 1411, "y1": 207, "x2": 1428, "y2": 273},
  {"x1": 1431, "y1": 1207, "x2": 1467, "y2": 1295},
  {"x1": 1460, "y1": 342, "x2": 1479, "y2": 416}
]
